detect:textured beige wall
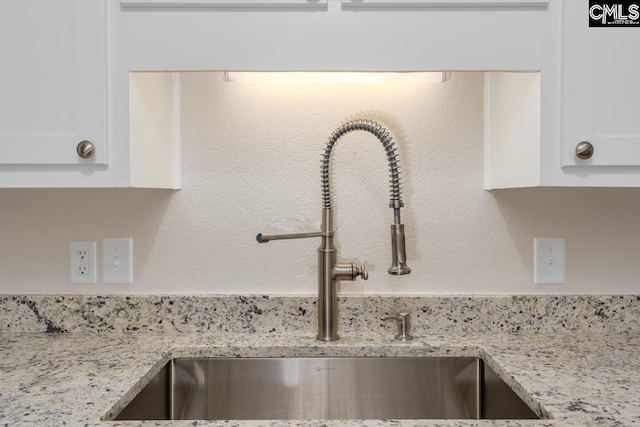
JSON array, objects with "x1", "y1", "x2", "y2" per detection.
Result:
[{"x1": 1, "y1": 72, "x2": 640, "y2": 295}]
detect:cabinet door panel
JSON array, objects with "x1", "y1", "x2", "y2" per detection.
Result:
[
  {"x1": 563, "y1": 0, "x2": 640, "y2": 166},
  {"x1": 119, "y1": 0, "x2": 327, "y2": 9},
  {"x1": 594, "y1": 31, "x2": 639, "y2": 136},
  {"x1": 0, "y1": 0, "x2": 107, "y2": 165},
  {"x1": 341, "y1": 0, "x2": 549, "y2": 8}
]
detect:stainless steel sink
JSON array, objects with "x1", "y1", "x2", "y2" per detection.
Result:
[{"x1": 115, "y1": 357, "x2": 541, "y2": 421}]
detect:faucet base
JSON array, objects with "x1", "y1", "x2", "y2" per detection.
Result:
[
  {"x1": 316, "y1": 334, "x2": 340, "y2": 342},
  {"x1": 388, "y1": 266, "x2": 411, "y2": 275}
]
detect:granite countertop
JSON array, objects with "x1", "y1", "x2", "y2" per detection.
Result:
[{"x1": 2, "y1": 330, "x2": 640, "y2": 427}]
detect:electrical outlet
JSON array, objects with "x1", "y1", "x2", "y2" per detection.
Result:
[
  {"x1": 70, "y1": 241, "x2": 97, "y2": 284},
  {"x1": 534, "y1": 238, "x2": 565, "y2": 284},
  {"x1": 102, "y1": 238, "x2": 133, "y2": 284}
]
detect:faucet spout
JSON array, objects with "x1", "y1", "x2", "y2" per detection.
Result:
[{"x1": 322, "y1": 120, "x2": 411, "y2": 275}]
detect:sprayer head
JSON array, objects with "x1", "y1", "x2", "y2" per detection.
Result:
[{"x1": 389, "y1": 224, "x2": 411, "y2": 275}]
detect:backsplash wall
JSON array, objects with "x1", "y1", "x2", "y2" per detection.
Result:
[{"x1": 1, "y1": 72, "x2": 640, "y2": 295}]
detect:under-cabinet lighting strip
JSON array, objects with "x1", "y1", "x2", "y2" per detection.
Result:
[{"x1": 223, "y1": 71, "x2": 451, "y2": 84}]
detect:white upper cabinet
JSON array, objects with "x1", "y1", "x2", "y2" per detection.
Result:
[
  {"x1": 563, "y1": 0, "x2": 640, "y2": 167},
  {"x1": 485, "y1": 0, "x2": 640, "y2": 188},
  {"x1": 0, "y1": 0, "x2": 107, "y2": 165},
  {"x1": 0, "y1": 0, "x2": 180, "y2": 188},
  {"x1": 3, "y1": 0, "x2": 639, "y2": 188},
  {"x1": 118, "y1": 0, "x2": 550, "y2": 73},
  {"x1": 340, "y1": 0, "x2": 549, "y2": 9},
  {"x1": 119, "y1": 0, "x2": 328, "y2": 8}
]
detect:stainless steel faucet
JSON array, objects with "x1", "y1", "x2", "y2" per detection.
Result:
[{"x1": 257, "y1": 120, "x2": 411, "y2": 341}]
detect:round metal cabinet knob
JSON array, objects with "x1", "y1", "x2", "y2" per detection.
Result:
[
  {"x1": 76, "y1": 140, "x2": 95, "y2": 159},
  {"x1": 575, "y1": 141, "x2": 594, "y2": 160}
]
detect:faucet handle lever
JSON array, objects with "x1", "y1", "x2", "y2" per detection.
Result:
[
  {"x1": 381, "y1": 311, "x2": 413, "y2": 341},
  {"x1": 256, "y1": 231, "x2": 322, "y2": 243},
  {"x1": 355, "y1": 264, "x2": 368, "y2": 280}
]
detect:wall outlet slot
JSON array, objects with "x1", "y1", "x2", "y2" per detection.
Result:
[
  {"x1": 534, "y1": 238, "x2": 565, "y2": 285},
  {"x1": 70, "y1": 241, "x2": 97, "y2": 284},
  {"x1": 102, "y1": 238, "x2": 133, "y2": 284}
]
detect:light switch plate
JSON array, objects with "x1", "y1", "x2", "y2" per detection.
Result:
[
  {"x1": 70, "y1": 241, "x2": 97, "y2": 284},
  {"x1": 102, "y1": 238, "x2": 133, "y2": 284},
  {"x1": 534, "y1": 238, "x2": 565, "y2": 285}
]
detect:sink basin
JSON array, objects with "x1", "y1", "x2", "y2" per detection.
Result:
[{"x1": 114, "y1": 357, "x2": 541, "y2": 421}]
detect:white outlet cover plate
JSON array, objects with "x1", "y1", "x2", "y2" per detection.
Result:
[
  {"x1": 534, "y1": 238, "x2": 565, "y2": 285},
  {"x1": 70, "y1": 241, "x2": 97, "y2": 284},
  {"x1": 102, "y1": 238, "x2": 133, "y2": 284}
]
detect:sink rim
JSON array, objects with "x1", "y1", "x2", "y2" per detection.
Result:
[{"x1": 105, "y1": 352, "x2": 551, "y2": 422}]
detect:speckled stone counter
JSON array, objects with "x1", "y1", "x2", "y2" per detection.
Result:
[
  {"x1": 2, "y1": 331, "x2": 640, "y2": 427},
  {"x1": 2, "y1": 295, "x2": 640, "y2": 426}
]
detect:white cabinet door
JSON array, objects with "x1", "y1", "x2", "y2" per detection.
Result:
[
  {"x1": 563, "y1": 0, "x2": 640, "y2": 167},
  {"x1": 120, "y1": 0, "x2": 327, "y2": 8},
  {"x1": 0, "y1": 0, "x2": 107, "y2": 165}
]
